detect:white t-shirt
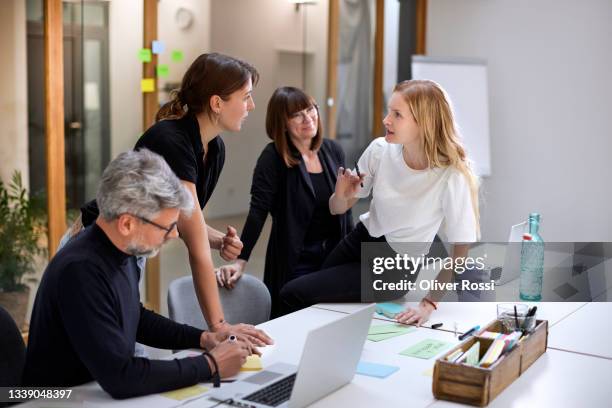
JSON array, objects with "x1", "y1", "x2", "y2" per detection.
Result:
[{"x1": 355, "y1": 138, "x2": 477, "y2": 245}]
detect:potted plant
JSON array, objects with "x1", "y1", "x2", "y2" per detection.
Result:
[{"x1": 0, "y1": 171, "x2": 46, "y2": 330}]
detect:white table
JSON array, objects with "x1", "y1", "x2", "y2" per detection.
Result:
[
  {"x1": 18, "y1": 307, "x2": 458, "y2": 408},
  {"x1": 314, "y1": 302, "x2": 590, "y2": 333},
  {"x1": 19, "y1": 303, "x2": 612, "y2": 408},
  {"x1": 547, "y1": 302, "x2": 612, "y2": 359}
]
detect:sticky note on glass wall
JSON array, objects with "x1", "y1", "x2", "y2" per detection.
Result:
[
  {"x1": 156, "y1": 64, "x2": 170, "y2": 78},
  {"x1": 141, "y1": 78, "x2": 155, "y2": 93},
  {"x1": 138, "y1": 48, "x2": 152, "y2": 63},
  {"x1": 171, "y1": 50, "x2": 184, "y2": 62},
  {"x1": 152, "y1": 40, "x2": 165, "y2": 55}
]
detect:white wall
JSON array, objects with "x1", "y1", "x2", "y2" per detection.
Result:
[
  {"x1": 109, "y1": 0, "x2": 143, "y2": 157},
  {"x1": 157, "y1": 0, "x2": 211, "y2": 103},
  {"x1": 109, "y1": 0, "x2": 211, "y2": 155},
  {"x1": 206, "y1": 0, "x2": 329, "y2": 218},
  {"x1": 0, "y1": 0, "x2": 28, "y2": 185},
  {"x1": 383, "y1": 0, "x2": 399, "y2": 104},
  {"x1": 110, "y1": 0, "x2": 327, "y2": 218},
  {"x1": 427, "y1": 0, "x2": 612, "y2": 241}
]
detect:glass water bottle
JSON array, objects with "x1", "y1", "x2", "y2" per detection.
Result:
[{"x1": 519, "y1": 213, "x2": 544, "y2": 301}]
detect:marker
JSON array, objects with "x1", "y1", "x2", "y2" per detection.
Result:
[
  {"x1": 514, "y1": 305, "x2": 520, "y2": 329},
  {"x1": 458, "y1": 325, "x2": 480, "y2": 341},
  {"x1": 521, "y1": 306, "x2": 538, "y2": 336},
  {"x1": 354, "y1": 161, "x2": 364, "y2": 188}
]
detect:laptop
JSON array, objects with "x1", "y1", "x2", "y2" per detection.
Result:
[
  {"x1": 491, "y1": 221, "x2": 528, "y2": 285},
  {"x1": 208, "y1": 303, "x2": 376, "y2": 408}
]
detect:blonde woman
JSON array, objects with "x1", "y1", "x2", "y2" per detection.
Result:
[{"x1": 279, "y1": 79, "x2": 480, "y2": 323}]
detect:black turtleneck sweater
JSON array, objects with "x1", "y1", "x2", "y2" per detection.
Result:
[{"x1": 23, "y1": 224, "x2": 212, "y2": 399}]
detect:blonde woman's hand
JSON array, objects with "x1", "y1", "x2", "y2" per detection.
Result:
[
  {"x1": 334, "y1": 167, "x2": 365, "y2": 200},
  {"x1": 395, "y1": 300, "x2": 435, "y2": 327}
]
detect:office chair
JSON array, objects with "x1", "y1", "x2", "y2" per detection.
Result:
[
  {"x1": 0, "y1": 306, "x2": 26, "y2": 393},
  {"x1": 168, "y1": 274, "x2": 271, "y2": 330}
]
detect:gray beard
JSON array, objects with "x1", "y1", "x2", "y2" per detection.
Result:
[{"x1": 126, "y1": 243, "x2": 159, "y2": 258}]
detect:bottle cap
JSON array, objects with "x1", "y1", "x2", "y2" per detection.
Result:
[{"x1": 523, "y1": 233, "x2": 533, "y2": 241}]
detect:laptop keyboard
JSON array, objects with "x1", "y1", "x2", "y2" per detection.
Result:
[{"x1": 243, "y1": 373, "x2": 297, "y2": 407}]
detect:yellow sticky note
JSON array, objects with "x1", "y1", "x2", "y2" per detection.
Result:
[
  {"x1": 141, "y1": 78, "x2": 155, "y2": 93},
  {"x1": 422, "y1": 367, "x2": 434, "y2": 377},
  {"x1": 241, "y1": 354, "x2": 263, "y2": 371},
  {"x1": 161, "y1": 385, "x2": 208, "y2": 401}
]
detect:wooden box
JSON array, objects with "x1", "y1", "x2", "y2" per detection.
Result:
[{"x1": 432, "y1": 319, "x2": 548, "y2": 406}]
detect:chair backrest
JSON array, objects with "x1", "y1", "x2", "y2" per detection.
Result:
[
  {"x1": 168, "y1": 274, "x2": 271, "y2": 330},
  {"x1": 0, "y1": 306, "x2": 26, "y2": 387}
]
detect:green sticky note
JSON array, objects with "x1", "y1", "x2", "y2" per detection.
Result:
[
  {"x1": 157, "y1": 64, "x2": 170, "y2": 78},
  {"x1": 400, "y1": 339, "x2": 452, "y2": 359},
  {"x1": 138, "y1": 48, "x2": 152, "y2": 62},
  {"x1": 171, "y1": 50, "x2": 184, "y2": 62},
  {"x1": 367, "y1": 324, "x2": 415, "y2": 342}
]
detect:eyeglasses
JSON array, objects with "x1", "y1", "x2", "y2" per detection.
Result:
[
  {"x1": 289, "y1": 105, "x2": 319, "y2": 124},
  {"x1": 134, "y1": 215, "x2": 178, "y2": 239}
]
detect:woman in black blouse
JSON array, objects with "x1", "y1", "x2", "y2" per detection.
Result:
[
  {"x1": 216, "y1": 87, "x2": 353, "y2": 316},
  {"x1": 134, "y1": 54, "x2": 272, "y2": 345}
]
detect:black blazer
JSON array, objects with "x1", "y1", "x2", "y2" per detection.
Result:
[{"x1": 239, "y1": 139, "x2": 353, "y2": 316}]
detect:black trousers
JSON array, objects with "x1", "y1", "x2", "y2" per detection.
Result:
[
  {"x1": 289, "y1": 239, "x2": 333, "y2": 282},
  {"x1": 280, "y1": 222, "x2": 408, "y2": 315}
]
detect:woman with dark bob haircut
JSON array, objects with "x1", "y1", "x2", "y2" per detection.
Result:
[{"x1": 216, "y1": 86, "x2": 353, "y2": 316}]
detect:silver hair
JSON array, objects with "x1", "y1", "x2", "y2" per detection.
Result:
[{"x1": 96, "y1": 149, "x2": 194, "y2": 221}]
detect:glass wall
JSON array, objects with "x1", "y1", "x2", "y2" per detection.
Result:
[{"x1": 26, "y1": 0, "x2": 110, "y2": 211}]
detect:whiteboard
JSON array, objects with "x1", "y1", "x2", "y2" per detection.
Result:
[{"x1": 411, "y1": 56, "x2": 491, "y2": 176}]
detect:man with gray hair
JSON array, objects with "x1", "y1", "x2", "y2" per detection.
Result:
[{"x1": 23, "y1": 149, "x2": 250, "y2": 398}]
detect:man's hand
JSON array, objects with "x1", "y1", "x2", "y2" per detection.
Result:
[
  {"x1": 206, "y1": 339, "x2": 250, "y2": 378},
  {"x1": 395, "y1": 299, "x2": 436, "y2": 327},
  {"x1": 216, "y1": 260, "x2": 246, "y2": 289},
  {"x1": 220, "y1": 226, "x2": 243, "y2": 261},
  {"x1": 200, "y1": 331, "x2": 227, "y2": 350}
]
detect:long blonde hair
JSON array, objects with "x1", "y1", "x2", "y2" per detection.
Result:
[{"x1": 394, "y1": 79, "x2": 480, "y2": 238}]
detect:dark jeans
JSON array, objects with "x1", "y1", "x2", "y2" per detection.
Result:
[{"x1": 280, "y1": 222, "x2": 403, "y2": 315}]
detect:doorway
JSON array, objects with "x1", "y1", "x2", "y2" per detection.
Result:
[{"x1": 26, "y1": 0, "x2": 110, "y2": 211}]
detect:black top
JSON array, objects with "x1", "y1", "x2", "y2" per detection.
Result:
[
  {"x1": 303, "y1": 172, "x2": 335, "y2": 244},
  {"x1": 80, "y1": 115, "x2": 225, "y2": 226},
  {"x1": 238, "y1": 139, "x2": 353, "y2": 316},
  {"x1": 135, "y1": 114, "x2": 225, "y2": 209},
  {"x1": 22, "y1": 224, "x2": 212, "y2": 399}
]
